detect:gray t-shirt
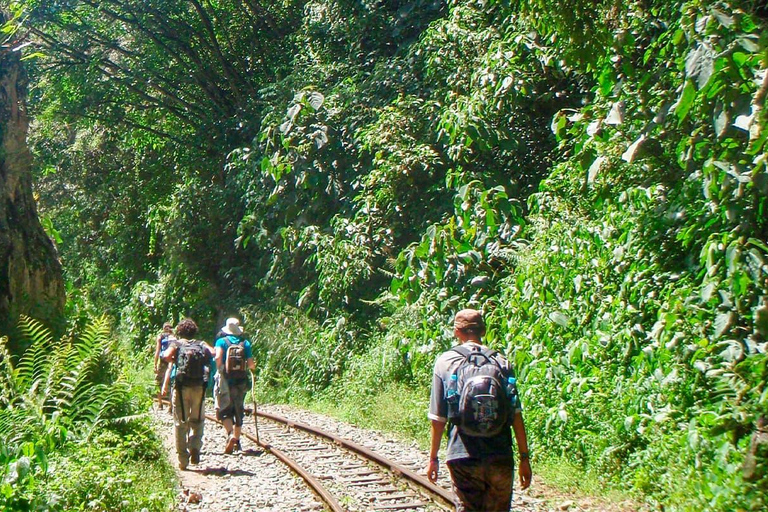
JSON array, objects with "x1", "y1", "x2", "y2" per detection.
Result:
[{"x1": 428, "y1": 341, "x2": 521, "y2": 463}]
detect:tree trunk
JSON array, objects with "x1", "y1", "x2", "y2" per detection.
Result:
[{"x1": 0, "y1": 28, "x2": 65, "y2": 340}]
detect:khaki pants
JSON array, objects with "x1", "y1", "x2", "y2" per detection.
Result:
[
  {"x1": 173, "y1": 384, "x2": 205, "y2": 465},
  {"x1": 155, "y1": 361, "x2": 169, "y2": 390}
]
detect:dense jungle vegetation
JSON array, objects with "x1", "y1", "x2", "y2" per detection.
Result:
[{"x1": 1, "y1": 0, "x2": 767, "y2": 510}]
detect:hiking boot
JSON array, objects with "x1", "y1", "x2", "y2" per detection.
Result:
[
  {"x1": 179, "y1": 461, "x2": 188, "y2": 471},
  {"x1": 190, "y1": 449, "x2": 200, "y2": 465},
  {"x1": 225, "y1": 436, "x2": 237, "y2": 455},
  {"x1": 235, "y1": 440, "x2": 242, "y2": 452}
]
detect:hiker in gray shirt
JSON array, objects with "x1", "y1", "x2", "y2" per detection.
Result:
[{"x1": 427, "y1": 309, "x2": 532, "y2": 512}]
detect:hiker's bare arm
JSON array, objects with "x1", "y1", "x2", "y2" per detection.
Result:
[
  {"x1": 161, "y1": 364, "x2": 172, "y2": 396},
  {"x1": 247, "y1": 357, "x2": 256, "y2": 371},
  {"x1": 512, "y1": 411, "x2": 532, "y2": 489},
  {"x1": 215, "y1": 346, "x2": 225, "y2": 371},
  {"x1": 154, "y1": 337, "x2": 162, "y2": 370},
  {"x1": 427, "y1": 419, "x2": 446, "y2": 483},
  {"x1": 161, "y1": 345, "x2": 177, "y2": 363}
]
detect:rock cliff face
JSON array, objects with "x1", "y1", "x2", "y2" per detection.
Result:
[{"x1": 0, "y1": 24, "x2": 64, "y2": 338}]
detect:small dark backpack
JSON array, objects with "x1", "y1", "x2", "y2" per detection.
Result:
[
  {"x1": 447, "y1": 345, "x2": 513, "y2": 437},
  {"x1": 223, "y1": 336, "x2": 247, "y2": 379},
  {"x1": 175, "y1": 340, "x2": 209, "y2": 387}
]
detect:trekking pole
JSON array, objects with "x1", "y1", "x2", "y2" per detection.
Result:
[{"x1": 250, "y1": 369, "x2": 260, "y2": 444}]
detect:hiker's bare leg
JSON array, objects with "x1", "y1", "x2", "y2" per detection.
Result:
[{"x1": 223, "y1": 418, "x2": 233, "y2": 436}]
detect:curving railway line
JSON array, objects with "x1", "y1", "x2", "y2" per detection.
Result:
[
  {"x1": 158, "y1": 400, "x2": 456, "y2": 511},
  {"x1": 244, "y1": 409, "x2": 454, "y2": 512}
]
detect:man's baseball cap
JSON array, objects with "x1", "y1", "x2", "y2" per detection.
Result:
[{"x1": 454, "y1": 309, "x2": 485, "y2": 332}]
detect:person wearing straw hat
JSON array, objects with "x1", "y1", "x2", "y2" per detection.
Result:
[{"x1": 214, "y1": 317, "x2": 255, "y2": 454}]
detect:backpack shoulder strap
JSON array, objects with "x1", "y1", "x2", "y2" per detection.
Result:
[
  {"x1": 452, "y1": 344, "x2": 501, "y2": 367},
  {"x1": 223, "y1": 335, "x2": 242, "y2": 346},
  {"x1": 450, "y1": 345, "x2": 473, "y2": 359},
  {"x1": 480, "y1": 347, "x2": 509, "y2": 373}
]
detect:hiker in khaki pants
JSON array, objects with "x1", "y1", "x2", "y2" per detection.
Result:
[{"x1": 162, "y1": 318, "x2": 214, "y2": 470}]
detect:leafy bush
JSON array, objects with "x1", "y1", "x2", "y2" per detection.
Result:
[
  {"x1": 42, "y1": 432, "x2": 174, "y2": 512},
  {"x1": 0, "y1": 440, "x2": 50, "y2": 512},
  {"x1": 0, "y1": 317, "x2": 175, "y2": 511},
  {"x1": 273, "y1": 0, "x2": 768, "y2": 509}
]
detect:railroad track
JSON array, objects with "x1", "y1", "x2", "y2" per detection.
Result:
[
  {"x1": 248, "y1": 410, "x2": 454, "y2": 512},
  {"x1": 161, "y1": 399, "x2": 454, "y2": 511}
]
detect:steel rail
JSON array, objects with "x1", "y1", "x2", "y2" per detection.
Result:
[
  {"x1": 234, "y1": 429, "x2": 344, "y2": 512},
  {"x1": 257, "y1": 410, "x2": 455, "y2": 509},
  {"x1": 159, "y1": 399, "x2": 344, "y2": 512}
]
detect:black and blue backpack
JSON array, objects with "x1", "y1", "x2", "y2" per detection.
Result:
[{"x1": 446, "y1": 345, "x2": 518, "y2": 437}]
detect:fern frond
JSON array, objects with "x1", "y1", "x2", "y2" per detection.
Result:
[
  {"x1": 76, "y1": 382, "x2": 134, "y2": 440},
  {"x1": 111, "y1": 413, "x2": 149, "y2": 425},
  {"x1": 75, "y1": 317, "x2": 112, "y2": 361},
  {"x1": 0, "y1": 405, "x2": 44, "y2": 445},
  {"x1": 15, "y1": 316, "x2": 55, "y2": 391},
  {"x1": 44, "y1": 317, "x2": 115, "y2": 419},
  {"x1": 1, "y1": 316, "x2": 135, "y2": 449},
  {"x1": 42, "y1": 344, "x2": 75, "y2": 412},
  {"x1": 0, "y1": 338, "x2": 19, "y2": 403}
]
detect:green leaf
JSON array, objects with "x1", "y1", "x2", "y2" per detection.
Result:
[
  {"x1": 714, "y1": 312, "x2": 734, "y2": 338},
  {"x1": 747, "y1": 238, "x2": 768, "y2": 253},
  {"x1": 622, "y1": 134, "x2": 647, "y2": 163},
  {"x1": 685, "y1": 45, "x2": 714, "y2": 89},
  {"x1": 674, "y1": 81, "x2": 696, "y2": 123},
  {"x1": 307, "y1": 91, "x2": 324, "y2": 111},
  {"x1": 737, "y1": 36, "x2": 760, "y2": 53},
  {"x1": 598, "y1": 66, "x2": 615, "y2": 97},
  {"x1": 755, "y1": 303, "x2": 768, "y2": 337},
  {"x1": 713, "y1": 104, "x2": 728, "y2": 138},
  {"x1": 551, "y1": 112, "x2": 567, "y2": 138},
  {"x1": 732, "y1": 52, "x2": 748, "y2": 67},
  {"x1": 20, "y1": 52, "x2": 46, "y2": 61},
  {"x1": 549, "y1": 311, "x2": 569, "y2": 328},
  {"x1": 701, "y1": 282, "x2": 716, "y2": 302},
  {"x1": 711, "y1": 8, "x2": 734, "y2": 28},
  {"x1": 605, "y1": 101, "x2": 624, "y2": 126},
  {"x1": 587, "y1": 156, "x2": 604, "y2": 184}
]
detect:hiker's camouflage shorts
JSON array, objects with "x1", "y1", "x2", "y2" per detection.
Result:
[
  {"x1": 447, "y1": 457, "x2": 514, "y2": 512},
  {"x1": 216, "y1": 379, "x2": 249, "y2": 426}
]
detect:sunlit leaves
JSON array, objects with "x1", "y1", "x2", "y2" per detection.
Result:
[
  {"x1": 19, "y1": 0, "x2": 768, "y2": 507},
  {"x1": 674, "y1": 81, "x2": 697, "y2": 123},
  {"x1": 392, "y1": 180, "x2": 522, "y2": 306}
]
